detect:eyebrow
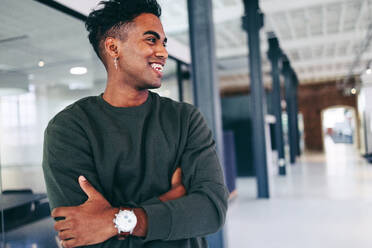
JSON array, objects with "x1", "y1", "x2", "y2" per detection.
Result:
[{"x1": 143, "y1": 30, "x2": 168, "y2": 44}]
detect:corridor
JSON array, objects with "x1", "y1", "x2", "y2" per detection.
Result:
[{"x1": 226, "y1": 138, "x2": 372, "y2": 248}]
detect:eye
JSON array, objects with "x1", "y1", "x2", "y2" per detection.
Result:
[{"x1": 146, "y1": 37, "x2": 156, "y2": 44}]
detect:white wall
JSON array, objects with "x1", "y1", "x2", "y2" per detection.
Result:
[{"x1": 359, "y1": 73, "x2": 372, "y2": 154}]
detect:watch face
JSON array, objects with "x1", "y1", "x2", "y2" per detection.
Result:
[{"x1": 115, "y1": 210, "x2": 137, "y2": 232}]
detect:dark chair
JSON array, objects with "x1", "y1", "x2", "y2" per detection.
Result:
[
  {"x1": 34, "y1": 201, "x2": 51, "y2": 219},
  {"x1": 2, "y1": 189, "x2": 33, "y2": 194},
  {"x1": 2, "y1": 189, "x2": 35, "y2": 231}
]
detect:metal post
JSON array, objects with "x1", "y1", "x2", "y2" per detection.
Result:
[
  {"x1": 292, "y1": 73, "x2": 301, "y2": 156},
  {"x1": 177, "y1": 61, "x2": 184, "y2": 102},
  {"x1": 267, "y1": 35, "x2": 286, "y2": 175},
  {"x1": 242, "y1": 0, "x2": 269, "y2": 198},
  {"x1": 282, "y1": 56, "x2": 297, "y2": 164},
  {"x1": 187, "y1": 0, "x2": 226, "y2": 247}
]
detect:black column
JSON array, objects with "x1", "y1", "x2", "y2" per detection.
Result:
[
  {"x1": 292, "y1": 73, "x2": 301, "y2": 156},
  {"x1": 187, "y1": 0, "x2": 226, "y2": 247},
  {"x1": 282, "y1": 56, "x2": 297, "y2": 164},
  {"x1": 177, "y1": 61, "x2": 184, "y2": 102},
  {"x1": 242, "y1": 0, "x2": 269, "y2": 198},
  {"x1": 267, "y1": 35, "x2": 286, "y2": 175}
]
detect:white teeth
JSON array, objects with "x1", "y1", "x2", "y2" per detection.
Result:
[{"x1": 151, "y1": 63, "x2": 163, "y2": 72}]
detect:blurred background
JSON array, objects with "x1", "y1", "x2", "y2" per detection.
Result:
[{"x1": 1, "y1": 0, "x2": 372, "y2": 247}]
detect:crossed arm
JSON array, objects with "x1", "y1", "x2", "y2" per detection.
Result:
[
  {"x1": 44, "y1": 107, "x2": 228, "y2": 248},
  {"x1": 52, "y1": 168, "x2": 185, "y2": 248}
]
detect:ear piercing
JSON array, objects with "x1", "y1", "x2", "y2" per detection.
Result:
[{"x1": 114, "y1": 57, "x2": 119, "y2": 70}]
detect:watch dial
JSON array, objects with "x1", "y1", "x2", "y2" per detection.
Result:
[{"x1": 116, "y1": 210, "x2": 137, "y2": 232}]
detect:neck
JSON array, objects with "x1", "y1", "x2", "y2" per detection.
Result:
[{"x1": 103, "y1": 74, "x2": 149, "y2": 107}]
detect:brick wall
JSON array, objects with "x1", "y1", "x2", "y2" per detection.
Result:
[{"x1": 298, "y1": 82, "x2": 357, "y2": 151}]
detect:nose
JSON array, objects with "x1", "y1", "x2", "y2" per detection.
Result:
[{"x1": 155, "y1": 44, "x2": 168, "y2": 60}]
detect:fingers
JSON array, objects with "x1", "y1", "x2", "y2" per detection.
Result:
[
  {"x1": 78, "y1": 175, "x2": 100, "y2": 199},
  {"x1": 58, "y1": 229, "x2": 75, "y2": 241},
  {"x1": 54, "y1": 219, "x2": 73, "y2": 232},
  {"x1": 52, "y1": 206, "x2": 74, "y2": 218},
  {"x1": 159, "y1": 183, "x2": 186, "y2": 202},
  {"x1": 60, "y1": 238, "x2": 78, "y2": 248},
  {"x1": 174, "y1": 184, "x2": 186, "y2": 196},
  {"x1": 171, "y1": 167, "x2": 182, "y2": 186}
]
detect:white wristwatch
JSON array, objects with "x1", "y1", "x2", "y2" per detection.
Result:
[{"x1": 113, "y1": 209, "x2": 137, "y2": 235}]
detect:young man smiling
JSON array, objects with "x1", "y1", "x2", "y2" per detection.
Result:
[{"x1": 42, "y1": 0, "x2": 228, "y2": 247}]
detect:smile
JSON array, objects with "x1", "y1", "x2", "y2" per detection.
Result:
[{"x1": 150, "y1": 63, "x2": 164, "y2": 72}]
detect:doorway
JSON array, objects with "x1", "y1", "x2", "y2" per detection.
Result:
[{"x1": 321, "y1": 106, "x2": 357, "y2": 155}]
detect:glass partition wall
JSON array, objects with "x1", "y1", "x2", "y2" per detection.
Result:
[{"x1": 0, "y1": 1, "x2": 190, "y2": 246}]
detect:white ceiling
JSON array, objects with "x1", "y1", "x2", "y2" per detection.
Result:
[
  {"x1": 54, "y1": 0, "x2": 372, "y2": 87},
  {"x1": 1, "y1": 0, "x2": 372, "y2": 92}
]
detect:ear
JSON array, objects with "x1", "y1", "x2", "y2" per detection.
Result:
[{"x1": 104, "y1": 37, "x2": 119, "y2": 59}]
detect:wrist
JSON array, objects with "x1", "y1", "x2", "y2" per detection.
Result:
[
  {"x1": 132, "y1": 208, "x2": 148, "y2": 237},
  {"x1": 113, "y1": 207, "x2": 147, "y2": 239},
  {"x1": 108, "y1": 207, "x2": 120, "y2": 238}
]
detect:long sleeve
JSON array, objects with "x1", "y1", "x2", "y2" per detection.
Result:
[
  {"x1": 42, "y1": 113, "x2": 104, "y2": 210},
  {"x1": 43, "y1": 114, "x2": 128, "y2": 248},
  {"x1": 42, "y1": 94, "x2": 228, "y2": 247},
  {"x1": 142, "y1": 107, "x2": 229, "y2": 241},
  {"x1": 42, "y1": 109, "x2": 165, "y2": 248}
]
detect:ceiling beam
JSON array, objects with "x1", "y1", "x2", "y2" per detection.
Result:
[
  {"x1": 54, "y1": 0, "x2": 98, "y2": 16},
  {"x1": 292, "y1": 53, "x2": 372, "y2": 68},
  {"x1": 338, "y1": 1, "x2": 346, "y2": 32},
  {"x1": 260, "y1": 0, "x2": 344, "y2": 14},
  {"x1": 216, "y1": 28, "x2": 368, "y2": 59},
  {"x1": 322, "y1": 4, "x2": 327, "y2": 36},
  {"x1": 285, "y1": 11, "x2": 296, "y2": 39},
  {"x1": 355, "y1": 0, "x2": 368, "y2": 30},
  {"x1": 298, "y1": 68, "x2": 362, "y2": 80},
  {"x1": 165, "y1": 5, "x2": 244, "y2": 34},
  {"x1": 304, "y1": 8, "x2": 311, "y2": 38},
  {"x1": 281, "y1": 30, "x2": 366, "y2": 50}
]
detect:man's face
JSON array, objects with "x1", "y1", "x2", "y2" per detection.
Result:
[{"x1": 115, "y1": 13, "x2": 168, "y2": 90}]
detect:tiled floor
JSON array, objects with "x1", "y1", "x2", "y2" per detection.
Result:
[{"x1": 225, "y1": 137, "x2": 372, "y2": 248}]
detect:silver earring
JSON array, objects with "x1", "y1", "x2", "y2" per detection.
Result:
[{"x1": 114, "y1": 57, "x2": 118, "y2": 70}]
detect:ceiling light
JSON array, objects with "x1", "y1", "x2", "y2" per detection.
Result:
[
  {"x1": 70, "y1": 67, "x2": 87, "y2": 75},
  {"x1": 351, "y1": 88, "x2": 357, "y2": 94},
  {"x1": 38, "y1": 60, "x2": 45, "y2": 67},
  {"x1": 366, "y1": 68, "x2": 372, "y2": 74}
]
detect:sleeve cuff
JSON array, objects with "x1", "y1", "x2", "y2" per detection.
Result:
[{"x1": 141, "y1": 202, "x2": 172, "y2": 242}]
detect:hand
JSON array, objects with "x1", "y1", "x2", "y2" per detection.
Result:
[
  {"x1": 159, "y1": 167, "x2": 186, "y2": 202},
  {"x1": 52, "y1": 176, "x2": 118, "y2": 248}
]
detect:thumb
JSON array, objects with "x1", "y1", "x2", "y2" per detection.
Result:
[
  {"x1": 78, "y1": 175, "x2": 100, "y2": 199},
  {"x1": 171, "y1": 167, "x2": 182, "y2": 186}
]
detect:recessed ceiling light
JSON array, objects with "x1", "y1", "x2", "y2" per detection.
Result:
[
  {"x1": 366, "y1": 68, "x2": 372, "y2": 74},
  {"x1": 70, "y1": 67, "x2": 87, "y2": 75},
  {"x1": 38, "y1": 60, "x2": 45, "y2": 67}
]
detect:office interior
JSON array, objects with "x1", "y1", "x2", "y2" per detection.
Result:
[{"x1": 1, "y1": 0, "x2": 372, "y2": 247}]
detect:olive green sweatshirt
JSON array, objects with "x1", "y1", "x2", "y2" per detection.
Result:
[{"x1": 42, "y1": 91, "x2": 228, "y2": 247}]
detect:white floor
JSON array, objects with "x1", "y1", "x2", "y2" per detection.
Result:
[{"x1": 225, "y1": 137, "x2": 372, "y2": 248}]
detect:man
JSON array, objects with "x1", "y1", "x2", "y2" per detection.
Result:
[{"x1": 42, "y1": 0, "x2": 228, "y2": 247}]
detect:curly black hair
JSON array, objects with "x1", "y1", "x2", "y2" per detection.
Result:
[{"x1": 85, "y1": 0, "x2": 161, "y2": 62}]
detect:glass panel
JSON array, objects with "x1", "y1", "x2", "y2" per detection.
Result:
[{"x1": 0, "y1": 0, "x2": 185, "y2": 246}]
